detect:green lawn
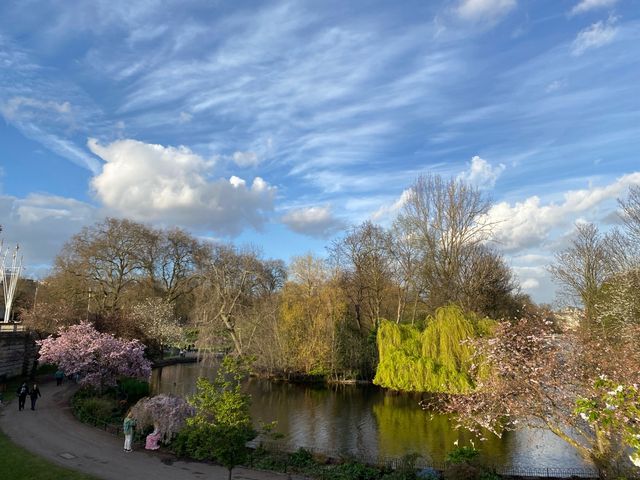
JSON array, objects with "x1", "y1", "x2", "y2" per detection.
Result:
[{"x1": 0, "y1": 430, "x2": 99, "y2": 480}]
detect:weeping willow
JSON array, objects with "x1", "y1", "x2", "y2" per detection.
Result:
[{"x1": 373, "y1": 305, "x2": 496, "y2": 394}]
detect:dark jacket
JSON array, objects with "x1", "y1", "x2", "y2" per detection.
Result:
[
  {"x1": 29, "y1": 386, "x2": 41, "y2": 399},
  {"x1": 17, "y1": 384, "x2": 28, "y2": 398}
]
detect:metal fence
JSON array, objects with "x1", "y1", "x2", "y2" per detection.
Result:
[
  {"x1": 76, "y1": 416, "x2": 601, "y2": 478},
  {"x1": 254, "y1": 441, "x2": 600, "y2": 479}
]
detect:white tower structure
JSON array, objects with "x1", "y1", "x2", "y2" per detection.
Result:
[{"x1": 0, "y1": 242, "x2": 23, "y2": 323}]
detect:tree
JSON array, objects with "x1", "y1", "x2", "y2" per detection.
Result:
[
  {"x1": 397, "y1": 174, "x2": 503, "y2": 314},
  {"x1": 37, "y1": 322, "x2": 151, "y2": 391},
  {"x1": 548, "y1": 223, "x2": 609, "y2": 325},
  {"x1": 435, "y1": 310, "x2": 640, "y2": 475},
  {"x1": 130, "y1": 297, "x2": 183, "y2": 358},
  {"x1": 55, "y1": 218, "x2": 152, "y2": 313},
  {"x1": 130, "y1": 394, "x2": 195, "y2": 444},
  {"x1": 329, "y1": 221, "x2": 394, "y2": 331},
  {"x1": 373, "y1": 305, "x2": 495, "y2": 393},
  {"x1": 278, "y1": 254, "x2": 347, "y2": 376},
  {"x1": 194, "y1": 244, "x2": 285, "y2": 356},
  {"x1": 175, "y1": 357, "x2": 256, "y2": 480}
]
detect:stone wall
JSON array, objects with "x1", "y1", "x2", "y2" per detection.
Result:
[{"x1": 0, "y1": 330, "x2": 37, "y2": 379}]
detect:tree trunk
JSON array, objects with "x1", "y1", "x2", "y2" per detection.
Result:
[{"x1": 228, "y1": 467, "x2": 232, "y2": 480}]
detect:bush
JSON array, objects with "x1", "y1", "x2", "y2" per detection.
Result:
[
  {"x1": 288, "y1": 448, "x2": 316, "y2": 469},
  {"x1": 172, "y1": 424, "x2": 217, "y2": 461},
  {"x1": 118, "y1": 377, "x2": 150, "y2": 404},
  {"x1": 446, "y1": 446, "x2": 479, "y2": 464},
  {"x1": 443, "y1": 462, "x2": 482, "y2": 480},
  {"x1": 326, "y1": 461, "x2": 380, "y2": 480},
  {"x1": 73, "y1": 397, "x2": 117, "y2": 424}
]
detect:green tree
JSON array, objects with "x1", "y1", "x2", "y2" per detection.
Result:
[
  {"x1": 373, "y1": 305, "x2": 495, "y2": 393},
  {"x1": 176, "y1": 356, "x2": 256, "y2": 480}
]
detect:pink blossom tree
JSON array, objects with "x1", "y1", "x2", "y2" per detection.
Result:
[{"x1": 37, "y1": 322, "x2": 152, "y2": 391}]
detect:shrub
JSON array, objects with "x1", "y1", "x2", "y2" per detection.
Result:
[
  {"x1": 288, "y1": 448, "x2": 316, "y2": 469},
  {"x1": 73, "y1": 397, "x2": 116, "y2": 424},
  {"x1": 118, "y1": 377, "x2": 150, "y2": 404},
  {"x1": 445, "y1": 446, "x2": 479, "y2": 464},
  {"x1": 443, "y1": 462, "x2": 482, "y2": 480}
]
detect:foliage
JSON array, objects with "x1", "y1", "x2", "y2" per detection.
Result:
[
  {"x1": 436, "y1": 307, "x2": 640, "y2": 473},
  {"x1": 575, "y1": 377, "x2": 640, "y2": 468},
  {"x1": 0, "y1": 430, "x2": 99, "y2": 480},
  {"x1": 174, "y1": 356, "x2": 256, "y2": 478},
  {"x1": 374, "y1": 306, "x2": 495, "y2": 393},
  {"x1": 442, "y1": 462, "x2": 482, "y2": 480},
  {"x1": 72, "y1": 396, "x2": 118, "y2": 424},
  {"x1": 129, "y1": 297, "x2": 183, "y2": 356},
  {"x1": 117, "y1": 377, "x2": 150, "y2": 404},
  {"x1": 37, "y1": 322, "x2": 151, "y2": 390},
  {"x1": 445, "y1": 446, "x2": 479, "y2": 464},
  {"x1": 130, "y1": 394, "x2": 195, "y2": 444}
]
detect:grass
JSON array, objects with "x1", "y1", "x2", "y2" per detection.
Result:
[{"x1": 0, "y1": 430, "x2": 99, "y2": 480}]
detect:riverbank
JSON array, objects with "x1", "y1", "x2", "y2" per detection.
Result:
[{"x1": 0, "y1": 379, "x2": 308, "y2": 480}]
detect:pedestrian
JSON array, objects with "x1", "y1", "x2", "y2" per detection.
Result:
[
  {"x1": 29, "y1": 383, "x2": 41, "y2": 410},
  {"x1": 16, "y1": 382, "x2": 28, "y2": 411},
  {"x1": 123, "y1": 411, "x2": 136, "y2": 452},
  {"x1": 55, "y1": 369, "x2": 64, "y2": 386}
]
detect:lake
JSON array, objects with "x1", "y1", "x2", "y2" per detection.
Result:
[{"x1": 151, "y1": 361, "x2": 591, "y2": 470}]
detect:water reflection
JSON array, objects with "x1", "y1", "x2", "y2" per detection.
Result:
[{"x1": 150, "y1": 362, "x2": 590, "y2": 468}]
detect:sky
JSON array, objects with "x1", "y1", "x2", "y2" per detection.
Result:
[{"x1": 0, "y1": 0, "x2": 639, "y2": 304}]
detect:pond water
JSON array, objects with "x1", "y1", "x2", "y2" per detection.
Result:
[{"x1": 151, "y1": 361, "x2": 590, "y2": 469}]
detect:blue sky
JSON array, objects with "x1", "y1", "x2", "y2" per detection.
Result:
[{"x1": 1, "y1": 0, "x2": 639, "y2": 303}]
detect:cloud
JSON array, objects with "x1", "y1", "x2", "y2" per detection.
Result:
[
  {"x1": 521, "y1": 278, "x2": 540, "y2": 290},
  {"x1": 571, "y1": 17, "x2": 618, "y2": 56},
  {"x1": 0, "y1": 193, "x2": 96, "y2": 272},
  {"x1": 281, "y1": 205, "x2": 345, "y2": 238},
  {"x1": 371, "y1": 189, "x2": 414, "y2": 222},
  {"x1": 458, "y1": 156, "x2": 505, "y2": 189},
  {"x1": 484, "y1": 172, "x2": 640, "y2": 252},
  {"x1": 1, "y1": 96, "x2": 71, "y2": 121},
  {"x1": 570, "y1": 0, "x2": 618, "y2": 16},
  {"x1": 88, "y1": 138, "x2": 275, "y2": 235},
  {"x1": 178, "y1": 111, "x2": 192, "y2": 124},
  {"x1": 456, "y1": 0, "x2": 516, "y2": 22},
  {"x1": 232, "y1": 151, "x2": 260, "y2": 168}
]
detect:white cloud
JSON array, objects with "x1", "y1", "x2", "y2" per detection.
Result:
[
  {"x1": 371, "y1": 189, "x2": 414, "y2": 222},
  {"x1": 232, "y1": 151, "x2": 260, "y2": 168},
  {"x1": 88, "y1": 138, "x2": 275, "y2": 235},
  {"x1": 571, "y1": 17, "x2": 618, "y2": 56},
  {"x1": 456, "y1": 0, "x2": 516, "y2": 22},
  {"x1": 1, "y1": 96, "x2": 71, "y2": 121},
  {"x1": 521, "y1": 278, "x2": 540, "y2": 290},
  {"x1": 458, "y1": 156, "x2": 505, "y2": 189},
  {"x1": 0, "y1": 193, "x2": 95, "y2": 271},
  {"x1": 570, "y1": 0, "x2": 618, "y2": 16},
  {"x1": 281, "y1": 205, "x2": 345, "y2": 238},
  {"x1": 484, "y1": 172, "x2": 640, "y2": 252}
]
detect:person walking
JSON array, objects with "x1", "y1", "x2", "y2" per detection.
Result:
[
  {"x1": 16, "y1": 382, "x2": 28, "y2": 411},
  {"x1": 54, "y1": 370, "x2": 64, "y2": 386},
  {"x1": 123, "y1": 411, "x2": 136, "y2": 452},
  {"x1": 29, "y1": 383, "x2": 41, "y2": 410}
]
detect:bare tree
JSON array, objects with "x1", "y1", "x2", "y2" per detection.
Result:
[
  {"x1": 194, "y1": 244, "x2": 284, "y2": 356},
  {"x1": 329, "y1": 221, "x2": 393, "y2": 331},
  {"x1": 548, "y1": 222, "x2": 609, "y2": 325},
  {"x1": 397, "y1": 174, "x2": 493, "y2": 312},
  {"x1": 55, "y1": 218, "x2": 151, "y2": 312}
]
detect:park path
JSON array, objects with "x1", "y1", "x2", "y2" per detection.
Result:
[{"x1": 0, "y1": 380, "x2": 307, "y2": 480}]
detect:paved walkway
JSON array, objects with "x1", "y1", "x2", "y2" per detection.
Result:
[{"x1": 0, "y1": 380, "x2": 306, "y2": 480}]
